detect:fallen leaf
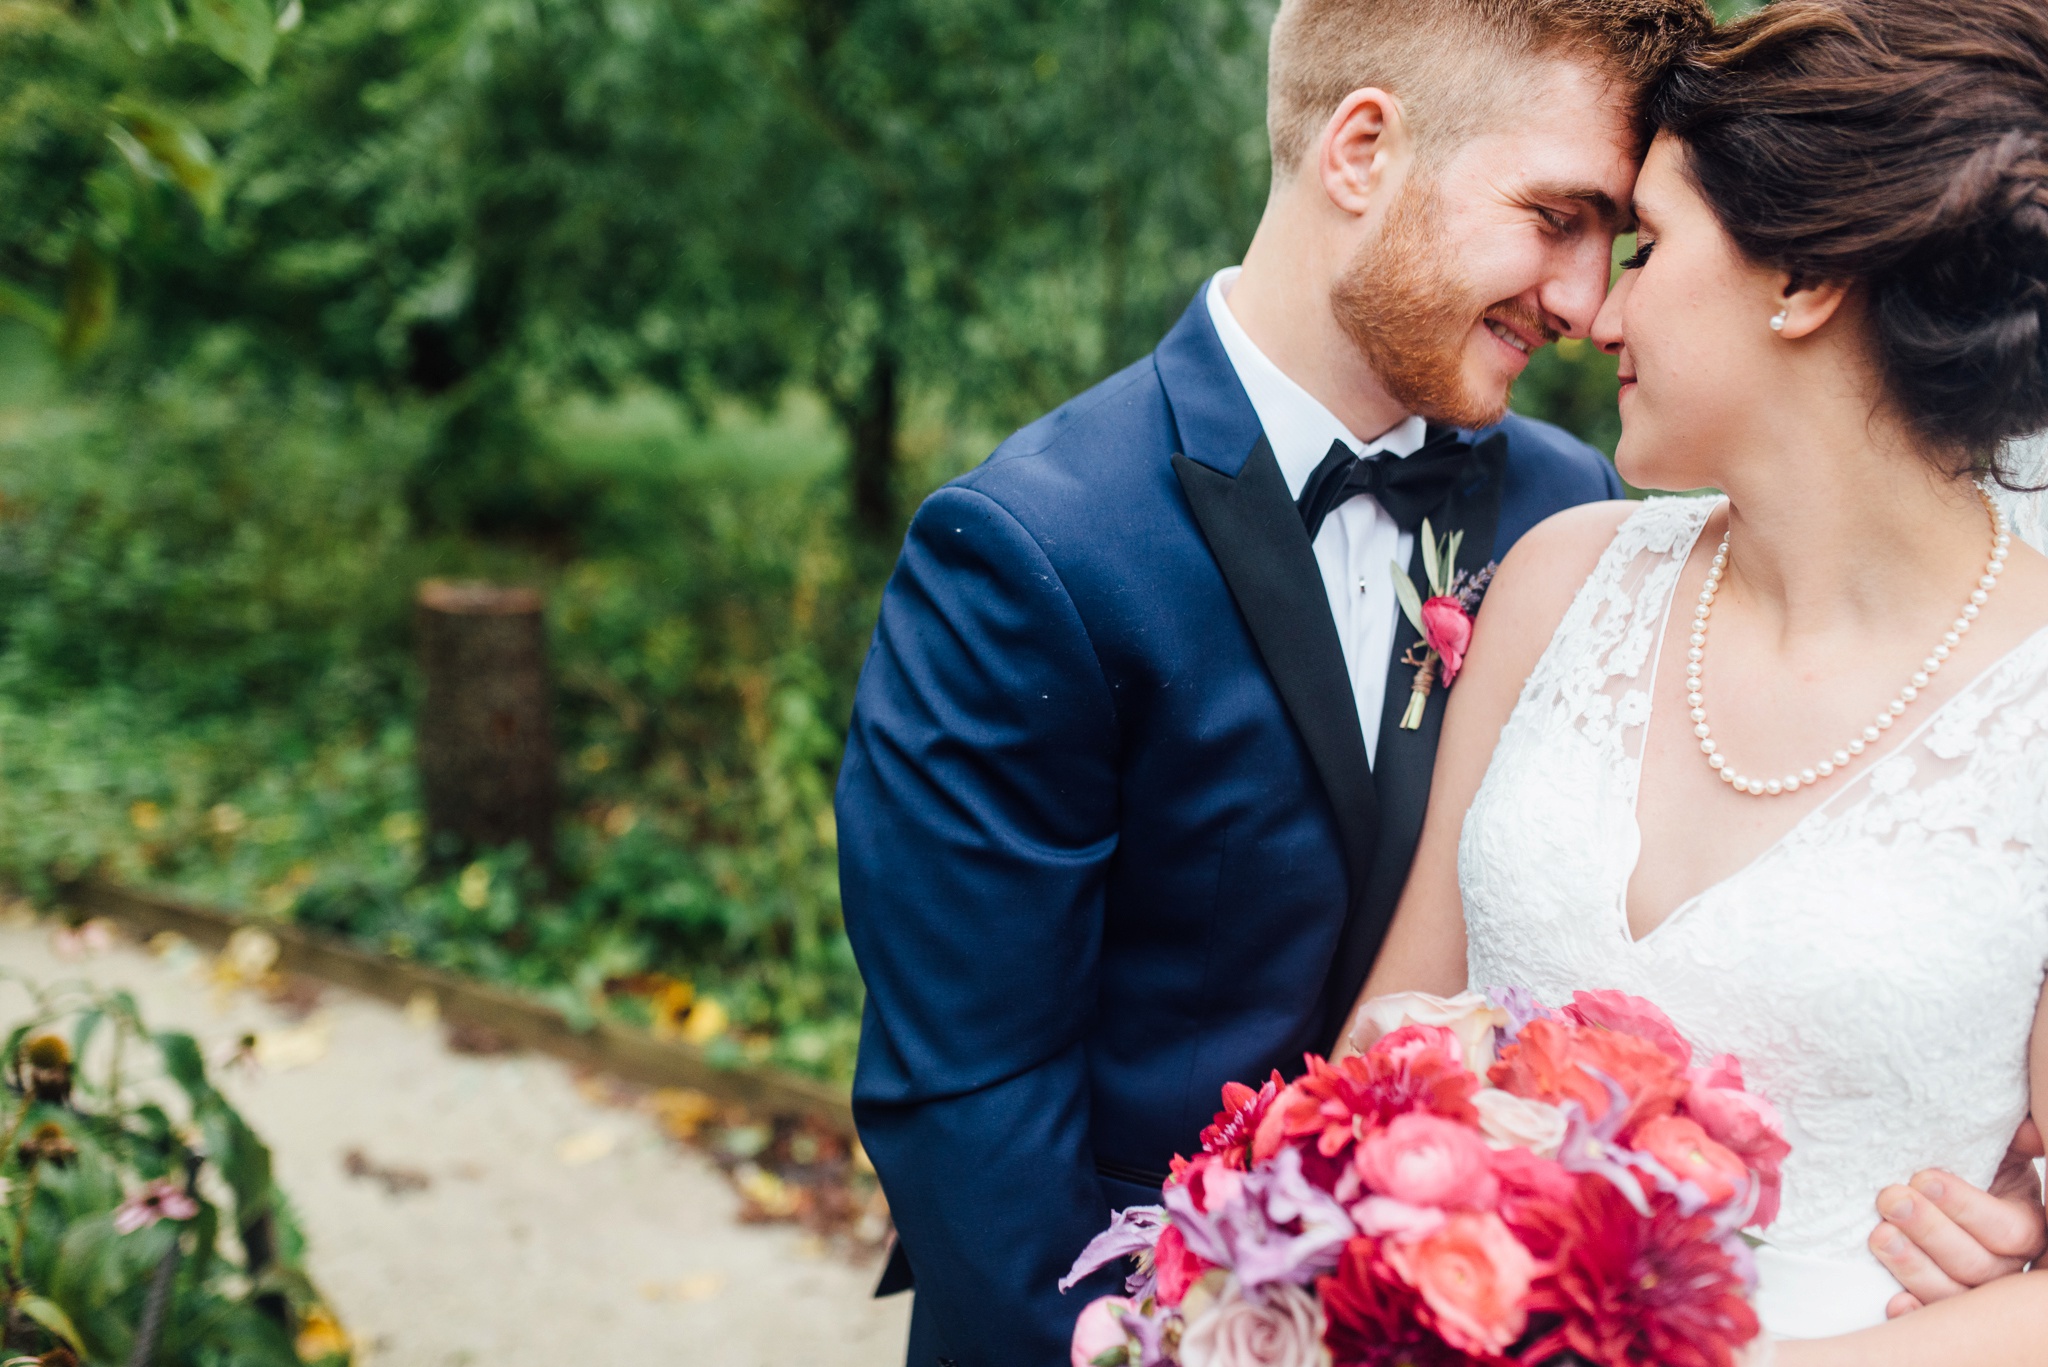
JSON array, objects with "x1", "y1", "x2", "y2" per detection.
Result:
[
  {"x1": 556, "y1": 1129, "x2": 617, "y2": 1166},
  {"x1": 295, "y1": 1305, "x2": 351, "y2": 1360},
  {"x1": 403, "y1": 991, "x2": 440, "y2": 1029},
  {"x1": 679, "y1": 997, "x2": 729, "y2": 1046},
  {"x1": 646, "y1": 1088, "x2": 718, "y2": 1142},
  {"x1": 639, "y1": 1273, "x2": 727, "y2": 1302},
  {"x1": 342, "y1": 1148, "x2": 431, "y2": 1196},
  {"x1": 218, "y1": 926, "x2": 281, "y2": 985},
  {"x1": 648, "y1": 980, "x2": 695, "y2": 1040},
  {"x1": 733, "y1": 1162, "x2": 799, "y2": 1219},
  {"x1": 263, "y1": 973, "x2": 324, "y2": 1020},
  {"x1": 252, "y1": 1017, "x2": 331, "y2": 1071},
  {"x1": 444, "y1": 1021, "x2": 516, "y2": 1056}
]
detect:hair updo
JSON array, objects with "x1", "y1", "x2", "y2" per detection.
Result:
[{"x1": 1646, "y1": 0, "x2": 2048, "y2": 480}]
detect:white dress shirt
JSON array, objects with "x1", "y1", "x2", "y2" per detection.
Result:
[{"x1": 1206, "y1": 267, "x2": 1427, "y2": 767}]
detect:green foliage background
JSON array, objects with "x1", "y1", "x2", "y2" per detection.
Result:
[{"x1": 0, "y1": 0, "x2": 1746, "y2": 1083}]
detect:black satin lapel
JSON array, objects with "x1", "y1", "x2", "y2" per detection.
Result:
[
  {"x1": 1315, "y1": 434, "x2": 1509, "y2": 1050},
  {"x1": 1173, "y1": 442, "x2": 1379, "y2": 908}
]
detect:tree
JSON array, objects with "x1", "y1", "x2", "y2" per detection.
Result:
[{"x1": 756, "y1": 0, "x2": 1272, "y2": 535}]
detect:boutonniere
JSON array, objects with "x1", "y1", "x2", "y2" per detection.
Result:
[{"x1": 1390, "y1": 518, "x2": 1498, "y2": 730}]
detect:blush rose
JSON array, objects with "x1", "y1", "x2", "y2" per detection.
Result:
[{"x1": 1177, "y1": 1281, "x2": 1329, "y2": 1367}]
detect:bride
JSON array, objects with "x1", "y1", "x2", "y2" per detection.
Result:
[{"x1": 1347, "y1": 0, "x2": 2048, "y2": 1356}]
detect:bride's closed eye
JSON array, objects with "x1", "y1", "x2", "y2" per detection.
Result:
[{"x1": 1619, "y1": 238, "x2": 1656, "y2": 271}]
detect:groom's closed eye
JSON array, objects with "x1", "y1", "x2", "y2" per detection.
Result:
[{"x1": 1520, "y1": 182, "x2": 1627, "y2": 236}]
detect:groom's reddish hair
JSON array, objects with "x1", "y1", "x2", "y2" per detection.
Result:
[{"x1": 1266, "y1": 0, "x2": 1712, "y2": 175}]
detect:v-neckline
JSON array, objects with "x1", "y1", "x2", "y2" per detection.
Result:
[{"x1": 1617, "y1": 500, "x2": 2048, "y2": 947}]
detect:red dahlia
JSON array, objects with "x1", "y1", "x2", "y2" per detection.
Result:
[
  {"x1": 1319, "y1": 1238, "x2": 1507, "y2": 1367},
  {"x1": 1522, "y1": 1179, "x2": 1760, "y2": 1367},
  {"x1": 1199, "y1": 1070, "x2": 1284, "y2": 1169},
  {"x1": 1258, "y1": 1029, "x2": 1480, "y2": 1168}
]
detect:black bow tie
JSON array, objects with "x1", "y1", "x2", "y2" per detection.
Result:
[{"x1": 1295, "y1": 426, "x2": 1478, "y2": 541}]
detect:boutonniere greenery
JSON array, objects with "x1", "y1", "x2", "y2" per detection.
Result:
[{"x1": 1390, "y1": 518, "x2": 1498, "y2": 730}]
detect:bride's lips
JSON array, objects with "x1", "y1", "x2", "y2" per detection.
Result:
[{"x1": 1617, "y1": 370, "x2": 1638, "y2": 399}]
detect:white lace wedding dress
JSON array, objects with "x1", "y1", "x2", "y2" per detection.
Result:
[{"x1": 1462, "y1": 441, "x2": 2048, "y2": 1341}]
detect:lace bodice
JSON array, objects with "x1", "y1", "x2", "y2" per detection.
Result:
[{"x1": 1463, "y1": 498, "x2": 2048, "y2": 1282}]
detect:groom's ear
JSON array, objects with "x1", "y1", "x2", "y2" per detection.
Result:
[
  {"x1": 1775, "y1": 274, "x2": 1853, "y2": 341},
  {"x1": 1318, "y1": 88, "x2": 1413, "y2": 219}
]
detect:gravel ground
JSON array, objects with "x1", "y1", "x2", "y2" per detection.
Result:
[{"x1": 0, "y1": 917, "x2": 911, "y2": 1367}]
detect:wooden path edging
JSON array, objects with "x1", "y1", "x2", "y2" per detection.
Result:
[{"x1": 72, "y1": 879, "x2": 856, "y2": 1137}]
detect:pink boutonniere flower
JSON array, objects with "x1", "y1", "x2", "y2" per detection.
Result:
[
  {"x1": 1391, "y1": 520, "x2": 1497, "y2": 728},
  {"x1": 1419, "y1": 596, "x2": 1474, "y2": 686}
]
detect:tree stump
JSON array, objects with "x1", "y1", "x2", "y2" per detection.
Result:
[{"x1": 415, "y1": 580, "x2": 559, "y2": 871}]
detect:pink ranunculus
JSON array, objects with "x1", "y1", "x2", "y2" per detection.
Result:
[
  {"x1": 1381, "y1": 1210, "x2": 1538, "y2": 1355},
  {"x1": 1682, "y1": 1071, "x2": 1791, "y2": 1228},
  {"x1": 1179, "y1": 1152, "x2": 1248, "y2": 1217},
  {"x1": 1177, "y1": 1280, "x2": 1327, "y2": 1367},
  {"x1": 1420, "y1": 596, "x2": 1475, "y2": 685},
  {"x1": 1349, "y1": 1195, "x2": 1449, "y2": 1242},
  {"x1": 1632, "y1": 1114, "x2": 1751, "y2": 1209},
  {"x1": 1354, "y1": 1111, "x2": 1500, "y2": 1211},
  {"x1": 1489, "y1": 1144, "x2": 1580, "y2": 1208},
  {"x1": 1563, "y1": 989, "x2": 1693, "y2": 1067},
  {"x1": 1153, "y1": 1222, "x2": 1214, "y2": 1308},
  {"x1": 1070, "y1": 1296, "x2": 1133, "y2": 1367}
]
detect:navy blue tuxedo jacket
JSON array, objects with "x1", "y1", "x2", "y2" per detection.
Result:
[{"x1": 836, "y1": 291, "x2": 1621, "y2": 1366}]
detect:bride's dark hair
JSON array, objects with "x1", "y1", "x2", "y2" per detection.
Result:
[{"x1": 1646, "y1": 0, "x2": 2048, "y2": 481}]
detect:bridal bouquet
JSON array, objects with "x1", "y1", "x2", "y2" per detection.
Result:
[{"x1": 1063, "y1": 989, "x2": 1789, "y2": 1367}]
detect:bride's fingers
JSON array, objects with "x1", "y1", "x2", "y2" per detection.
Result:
[
  {"x1": 1911, "y1": 1167, "x2": 2047, "y2": 1263},
  {"x1": 1868, "y1": 1206, "x2": 1973, "y2": 1304},
  {"x1": 1885, "y1": 1179, "x2": 2024, "y2": 1284},
  {"x1": 1885, "y1": 1291, "x2": 1926, "y2": 1319}
]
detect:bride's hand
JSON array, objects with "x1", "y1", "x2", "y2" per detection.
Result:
[{"x1": 1868, "y1": 1117, "x2": 2047, "y2": 1315}]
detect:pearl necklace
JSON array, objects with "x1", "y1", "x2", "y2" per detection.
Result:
[{"x1": 1691, "y1": 486, "x2": 2010, "y2": 798}]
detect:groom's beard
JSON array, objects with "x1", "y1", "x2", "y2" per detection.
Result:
[{"x1": 1331, "y1": 184, "x2": 1541, "y2": 431}]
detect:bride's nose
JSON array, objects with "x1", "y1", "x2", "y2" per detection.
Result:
[{"x1": 1592, "y1": 273, "x2": 1632, "y2": 357}]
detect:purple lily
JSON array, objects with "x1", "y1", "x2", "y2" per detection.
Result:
[
  {"x1": 1486, "y1": 985, "x2": 1558, "y2": 1042},
  {"x1": 1061, "y1": 1204, "x2": 1168, "y2": 1294},
  {"x1": 1163, "y1": 1146, "x2": 1355, "y2": 1292},
  {"x1": 1118, "y1": 1302, "x2": 1175, "y2": 1367}
]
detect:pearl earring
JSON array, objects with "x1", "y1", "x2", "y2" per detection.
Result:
[{"x1": 1770, "y1": 308, "x2": 1789, "y2": 333}]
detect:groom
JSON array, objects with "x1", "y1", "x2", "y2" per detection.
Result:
[{"x1": 836, "y1": 1, "x2": 2042, "y2": 1362}]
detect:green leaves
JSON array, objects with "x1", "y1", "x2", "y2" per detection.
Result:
[
  {"x1": 58, "y1": 242, "x2": 116, "y2": 365},
  {"x1": 3, "y1": 985, "x2": 335, "y2": 1365},
  {"x1": 108, "y1": 99, "x2": 224, "y2": 220},
  {"x1": 186, "y1": 0, "x2": 280, "y2": 81},
  {"x1": 1392, "y1": 560, "x2": 1427, "y2": 636},
  {"x1": 15, "y1": 1293, "x2": 86, "y2": 1352}
]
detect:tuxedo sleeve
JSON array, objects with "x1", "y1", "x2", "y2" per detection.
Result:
[{"x1": 838, "y1": 483, "x2": 1123, "y2": 1366}]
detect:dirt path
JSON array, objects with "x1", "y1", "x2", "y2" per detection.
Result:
[{"x1": 0, "y1": 917, "x2": 911, "y2": 1367}]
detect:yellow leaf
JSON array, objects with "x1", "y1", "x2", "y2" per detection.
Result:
[
  {"x1": 646, "y1": 1087, "x2": 718, "y2": 1142},
  {"x1": 295, "y1": 1305, "x2": 351, "y2": 1362},
  {"x1": 648, "y1": 981, "x2": 696, "y2": 1040},
  {"x1": 734, "y1": 1162, "x2": 799, "y2": 1217},
  {"x1": 680, "y1": 996, "x2": 729, "y2": 1046},
  {"x1": 556, "y1": 1129, "x2": 617, "y2": 1166},
  {"x1": 253, "y1": 1017, "x2": 331, "y2": 1071}
]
